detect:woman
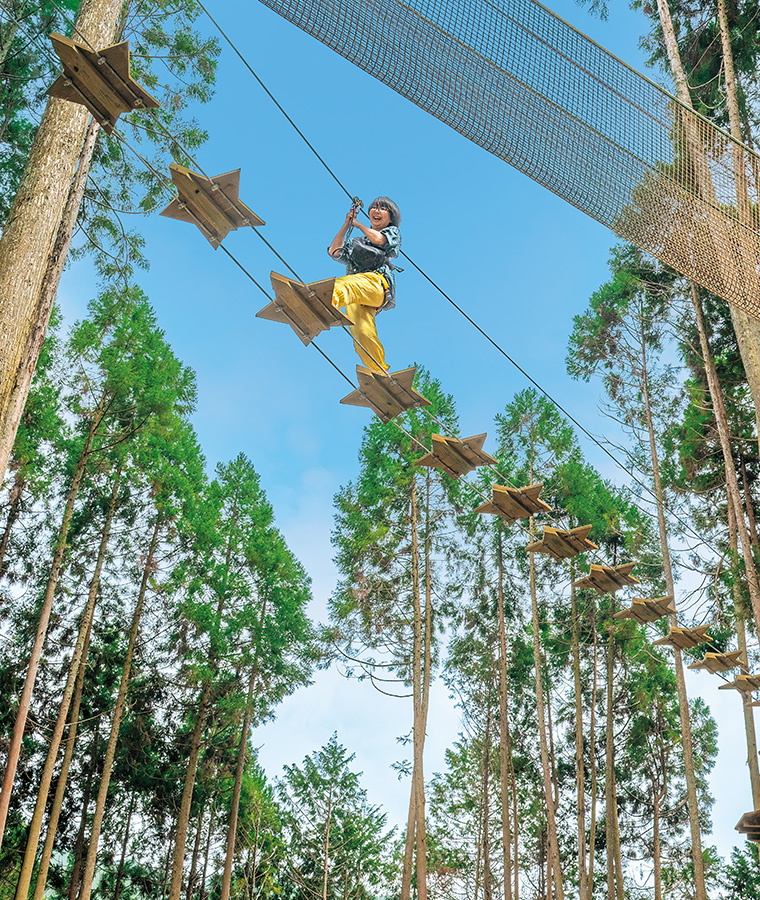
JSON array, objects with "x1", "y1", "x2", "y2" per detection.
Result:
[{"x1": 328, "y1": 197, "x2": 401, "y2": 374}]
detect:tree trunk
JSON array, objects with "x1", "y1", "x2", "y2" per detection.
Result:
[
  {"x1": 186, "y1": 801, "x2": 206, "y2": 900},
  {"x1": 741, "y1": 457, "x2": 759, "y2": 548},
  {"x1": 496, "y1": 527, "x2": 513, "y2": 900},
  {"x1": 0, "y1": 0, "x2": 122, "y2": 485},
  {"x1": 113, "y1": 790, "x2": 136, "y2": 900},
  {"x1": 640, "y1": 322, "x2": 707, "y2": 900},
  {"x1": 32, "y1": 614, "x2": 94, "y2": 900},
  {"x1": 68, "y1": 720, "x2": 101, "y2": 900},
  {"x1": 588, "y1": 613, "x2": 599, "y2": 892},
  {"x1": 0, "y1": 391, "x2": 106, "y2": 849},
  {"x1": 0, "y1": 466, "x2": 24, "y2": 575},
  {"x1": 322, "y1": 790, "x2": 333, "y2": 900},
  {"x1": 78, "y1": 518, "x2": 162, "y2": 900},
  {"x1": 570, "y1": 569, "x2": 589, "y2": 900},
  {"x1": 220, "y1": 592, "x2": 269, "y2": 900},
  {"x1": 528, "y1": 516, "x2": 564, "y2": 900},
  {"x1": 410, "y1": 476, "x2": 427, "y2": 900},
  {"x1": 653, "y1": 782, "x2": 662, "y2": 900},
  {"x1": 604, "y1": 604, "x2": 623, "y2": 900},
  {"x1": 0, "y1": 116, "x2": 100, "y2": 483},
  {"x1": 14, "y1": 471, "x2": 121, "y2": 900},
  {"x1": 480, "y1": 708, "x2": 493, "y2": 900}
]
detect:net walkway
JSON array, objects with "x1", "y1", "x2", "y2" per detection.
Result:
[{"x1": 257, "y1": 0, "x2": 760, "y2": 317}]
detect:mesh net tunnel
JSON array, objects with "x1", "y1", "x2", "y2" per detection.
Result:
[{"x1": 257, "y1": 0, "x2": 760, "y2": 318}]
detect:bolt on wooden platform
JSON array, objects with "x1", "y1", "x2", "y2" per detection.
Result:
[
  {"x1": 160, "y1": 163, "x2": 264, "y2": 247},
  {"x1": 736, "y1": 810, "x2": 760, "y2": 842},
  {"x1": 525, "y1": 525, "x2": 597, "y2": 560},
  {"x1": 652, "y1": 625, "x2": 713, "y2": 650},
  {"x1": 688, "y1": 650, "x2": 746, "y2": 674},
  {"x1": 340, "y1": 366, "x2": 431, "y2": 423},
  {"x1": 475, "y1": 483, "x2": 552, "y2": 523},
  {"x1": 573, "y1": 563, "x2": 639, "y2": 595},
  {"x1": 414, "y1": 433, "x2": 496, "y2": 480},
  {"x1": 256, "y1": 272, "x2": 350, "y2": 345},
  {"x1": 48, "y1": 34, "x2": 160, "y2": 132},
  {"x1": 719, "y1": 673, "x2": 760, "y2": 694},
  {"x1": 613, "y1": 596, "x2": 676, "y2": 625}
]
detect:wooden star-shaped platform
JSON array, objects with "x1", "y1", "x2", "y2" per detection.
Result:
[
  {"x1": 688, "y1": 650, "x2": 746, "y2": 674},
  {"x1": 525, "y1": 525, "x2": 597, "y2": 560},
  {"x1": 414, "y1": 433, "x2": 496, "y2": 480},
  {"x1": 160, "y1": 163, "x2": 264, "y2": 247},
  {"x1": 613, "y1": 596, "x2": 676, "y2": 625},
  {"x1": 652, "y1": 625, "x2": 713, "y2": 651},
  {"x1": 573, "y1": 563, "x2": 639, "y2": 595},
  {"x1": 475, "y1": 483, "x2": 552, "y2": 523},
  {"x1": 736, "y1": 810, "x2": 760, "y2": 842},
  {"x1": 256, "y1": 272, "x2": 349, "y2": 345},
  {"x1": 340, "y1": 366, "x2": 431, "y2": 423},
  {"x1": 720, "y1": 674, "x2": 760, "y2": 694},
  {"x1": 48, "y1": 34, "x2": 159, "y2": 132}
]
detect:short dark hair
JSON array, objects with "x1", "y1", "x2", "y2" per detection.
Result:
[{"x1": 369, "y1": 196, "x2": 401, "y2": 227}]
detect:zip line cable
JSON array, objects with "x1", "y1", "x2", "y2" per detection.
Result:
[{"x1": 20, "y1": 7, "x2": 758, "y2": 657}]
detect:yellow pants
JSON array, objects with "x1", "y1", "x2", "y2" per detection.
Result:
[{"x1": 332, "y1": 272, "x2": 389, "y2": 374}]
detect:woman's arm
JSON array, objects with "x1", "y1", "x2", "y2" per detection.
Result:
[
  {"x1": 328, "y1": 208, "x2": 358, "y2": 258},
  {"x1": 352, "y1": 219, "x2": 389, "y2": 247}
]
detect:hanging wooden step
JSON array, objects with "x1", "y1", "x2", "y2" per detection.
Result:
[
  {"x1": 688, "y1": 650, "x2": 746, "y2": 674},
  {"x1": 475, "y1": 483, "x2": 552, "y2": 523},
  {"x1": 414, "y1": 433, "x2": 496, "y2": 480},
  {"x1": 160, "y1": 163, "x2": 264, "y2": 247},
  {"x1": 573, "y1": 563, "x2": 638, "y2": 595},
  {"x1": 719, "y1": 673, "x2": 760, "y2": 694},
  {"x1": 48, "y1": 34, "x2": 160, "y2": 132},
  {"x1": 652, "y1": 625, "x2": 713, "y2": 650},
  {"x1": 256, "y1": 272, "x2": 349, "y2": 345},
  {"x1": 340, "y1": 366, "x2": 431, "y2": 423},
  {"x1": 614, "y1": 596, "x2": 676, "y2": 625},
  {"x1": 525, "y1": 525, "x2": 597, "y2": 560},
  {"x1": 736, "y1": 810, "x2": 760, "y2": 842}
]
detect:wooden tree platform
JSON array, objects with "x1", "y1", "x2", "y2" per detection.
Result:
[
  {"x1": 688, "y1": 650, "x2": 746, "y2": 674},
  {"x1": 475, "y1": 483, "x2": 551, "y2": 523},
  {"x1": 340, "y1": 366, "x2": 431, "y2": 423},
  {"x1": 525, "y1": 524, "x2": 597, "y2": 560},
  {"x1": 652, "y1": 625, "x2": 713, "y2": 650},
  {"x1": 49, "y1": 34, "x2": 160, "y2": 132},
  {"x1": 613, "y1": 596, "x2": 676, "y2": 625},
  {"x1": 414, "y1": 433, "x2": 496, "y2": 480},
  {"x1": 573, "y1": 563, "x2": 638, "y2": 595},
  {"x1": 256, "y1": 272, "x2": 348, "y2": 344},
  {"x1": 736, "y1": 810, "x2": 760, "y2": 842},
  {"x1": 719, "y1": 674, "x2": 760, "y2": 694},
  {"x1": 160, "y1": 163, "x2": 264, "y2": 247}
]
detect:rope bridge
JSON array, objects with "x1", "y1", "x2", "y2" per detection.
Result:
[{"x1": 257, "y1": 0, "x2": 760, "y2": 318}]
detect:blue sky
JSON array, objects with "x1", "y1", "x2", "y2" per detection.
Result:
[{"x1": 56, "y1": 0, "x2": 750, "y2": 867}]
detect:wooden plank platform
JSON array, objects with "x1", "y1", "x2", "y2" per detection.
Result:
[
  {"x1": 475, "y1": 483, "x2": 552, "y2": 523},
  {"x1": 160, "y1": 163, "x2": 264, "y2": 247},
  {"x1": 652, "y1": 625, "x2": 713, "y2": 650},
  {"x1": 573, "y1": 563, "x2": 639, "y2": 595},
  {"x1": 340, "y1": 366, "x2": 431, "y2": 423},
  {"x1": 688, "y1": 650, "x2": 746, "y2": 674},
  {"x1": 256, "y1": 272, "x2": 349, "y2": 345},
  {"x1": 614, "y1": 596, "x2": 676, "y2": 625},
  {"x1": 736, "y1": 810, "x2": 760, "y2": 842},
  {"x1": 48, "y1": 34, "x2": 159, "y2": 132},
  {"x1": 525, "y1": 525, "x2": 597, "y2": 560},
  {"x1": 719, "y1": 674, "x2": 760, "y2": 694},
  {"x1": 414, "y1": 433, "x2": 496, "y2": 480}
]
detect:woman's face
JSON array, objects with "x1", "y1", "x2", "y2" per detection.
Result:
[{"x1": 369, "y1": 205, "x2": 392, "y2": 229}]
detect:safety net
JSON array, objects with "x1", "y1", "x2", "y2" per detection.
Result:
[{"x1": 257, "y1": 0, "x2": 760, "y2": 318}]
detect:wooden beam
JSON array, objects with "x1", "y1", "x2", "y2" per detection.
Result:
[
  {"x1": 525, "y1": 524, "x2": 598, "y2": 560},
  {"x1": 414, "y1": 433, "x2": 496, "y2": 480},
  {"x1": 573, "y1": 562, "x2": 639, "y2": 595},
  {"x1": 652, "y1": 625, "x2": 713, "y2": 650},
  {"x1": 719, "y1": 674, "x2": 760, "y2": 694},
  {"x1": 49, "y1": 34, "x2": 159, "y2": 132},
  {"x1": 160, "y1": 164, "x2": 264, "y2": 247},
  {"x1": 475, "y1": 483, "x2": 551, "y2": 522},
  {"x1": 613, "y1": 596, "x2": 676, "y2": 625},
  {"x1": 688, "y1": 650, "x2": 746, "y2": 674},
  {"x1": 340, "y1": 366, "x2": 431, "y2": 423},
  {"x1": 256, "y1": 272, "x2": 349, "y2": 345}
]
